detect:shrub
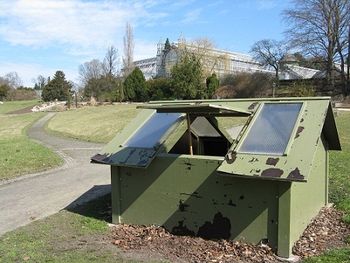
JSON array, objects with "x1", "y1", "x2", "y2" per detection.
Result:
[
  {"x1": 123, "y1": 67, "x2": 148, "y2": 102},
  {"x1": 289, "y1": 82, "x2": 316, "y2": 97},
  {"x1": 215, "y1": 73, "x2": 272, "y2": 98},
  {"x1": 6, "y1": 87, "x2": 38, "y2": 101},
  {"x1": 206, "y1": 73, "x2": 220, "y2": 98},
  {"x1": 170, "y1": 53, "x2": 205, "y2": 99},
  {"x1": 147, "y1": 78, "x2": 174, "y2": 100}
]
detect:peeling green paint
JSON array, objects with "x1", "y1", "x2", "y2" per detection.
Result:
[{"x1": 92, "y1": 97, "x2": 340, "y2": 258}]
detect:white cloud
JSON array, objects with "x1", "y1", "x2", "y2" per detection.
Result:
[
  {"x1": 0, "y1": 62, "x2": 77, "y2": 87},
  {"x1": 0, "y1": 0, "x2": 168, "y2": 57},
  {"x1": 255, "y1": 0, "x2": 278, "y2": 10},
  {"x1": 134, "y1": 39, "x2": 158, "y2": 60},
  {"x1": 0, "y1": 37, "x2": 159, "y2": 87},
  {"x1": 181, "y1": 8, "x2": 202, "y2": 24},
  {"x1": 0, "y1": 0, "x2": 207, "y2": 85},
  {"x1": 234, "y1": 0, "x2": 278, "y2": 11},
  {"x1": 169, "y1": 0, "x2": 196, "y2": 9}
]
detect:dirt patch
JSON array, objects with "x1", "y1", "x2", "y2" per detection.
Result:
[
  {"x1": 6, "y1": 105, "x2": 35, "y2": 114},
  {"x1": 111, "y1": 224, "x2": 276, "y2": 263},
  {"x1": 109, "y1": 207, "x2": 350, "y2": 262},
  {"x1": 293, "y1": 207, "x2": 350, "y2": 258}
]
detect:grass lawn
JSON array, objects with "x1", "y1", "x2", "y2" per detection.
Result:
[
  {"x1": 0, "y1": 194, "x2": 163, "y2": 263},
  {"x1": 329, "y1": 112, "x2": 350, "y2": 220},
  {"x1": 46, "y1": 104, "x2": 139, "y2": 143},
  {"x1": 0, "y1": 100, "x2": 39, "y2": 114},
  {"x1": 0, "y1": 101, "x2": 63, "y2": 181},
  {"x1": 308, "y1": 111, "x2": 350, "y2": 262},
  {"x1": 303, "y1": 248, "x2": 350, "y2": 263}
]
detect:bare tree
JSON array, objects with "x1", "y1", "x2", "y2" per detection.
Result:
[
  {"x1": 32, "y1": 75, "x2": 47, "y2": 90},
  {"x1": 0, "y1": 76, "x2": 10, "y2": 86},
  {"x1": 250, "y1": 39, "x2": 287, "y2": 97},
  {"x1": 333, "y1": 1, "x2": 350, "y2": 94},
  {"x1": 103, "y1": 46, "x2": 119, "y2": 77},
  {"x1": 122, "y1": 22, "x2": 134, "y2": 77},
  {"x1": 348, "y1": 25, "x2": 350, "y2": 90},
  {"x1": 178, "y1": 37, "x2": 230, "y2": 77},
  {"x1": 5, "y1": 72, "x2": 22, "y2": 88},
  {"x1": 284, "y1": 0, "x2": 350, "y2": 93},
  {"x1": 78, "y1": 59, "x2": 103, "y2": 86}
]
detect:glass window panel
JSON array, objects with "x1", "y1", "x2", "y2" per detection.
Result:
[
  {"x1": 124, "y1": 112, "x2": 182, "y2": 148},
  {"x1": 239, "y1": 103, "x2": 302, "y2": 155}
]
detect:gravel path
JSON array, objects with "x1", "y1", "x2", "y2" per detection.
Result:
[{"x1": 0, "y1": 113, "x2": 110, "y2": 236}]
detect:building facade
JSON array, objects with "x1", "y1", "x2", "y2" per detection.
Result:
[{"x1": 134, "y1": 42, "x2": 321, "y2": 81}]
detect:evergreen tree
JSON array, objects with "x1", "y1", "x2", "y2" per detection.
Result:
[
  {"x1": 42, "y1": 71, "x2": 72, "y2": 101},
  {"x1": 171, "y1": 53, "x2": 205, "y2": 99},
  {"x1": 0, "y1": 84, "x2": 10, "y2": 100},
  {"x1": 206, "y1": 73, "x2": 220, "y2": 98},
  {"x1": 147, "y1": 77, "x2": 174, "y2": 100},
  {"x1": 164, "y1": 38, "x2": 171, "y2": 53},
  {"x1": 123, "y1": 67, "x2": 148, "y2": 102}
]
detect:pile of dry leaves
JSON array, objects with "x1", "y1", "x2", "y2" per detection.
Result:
[
  {"x1": 111, "y1": 224, "x2": 276, "y2": 262},
  {"x1": 110, "y1": 207, "x2": 349, "y2": 262},
  {"x1": 293, "y1": 207, "x2": 350, "y2": 258}
]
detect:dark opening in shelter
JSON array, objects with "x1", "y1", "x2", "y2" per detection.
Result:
[{"x1": 169, "y1": 116, "x2": 230, "y2": 156}]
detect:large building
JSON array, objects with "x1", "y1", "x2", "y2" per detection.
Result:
[{"x1": 134, "y1": 41, "x2": 321, "y2": 81}]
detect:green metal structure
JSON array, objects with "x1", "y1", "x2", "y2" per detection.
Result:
[{"x1": 92, "y1": 97, "x2": 340, "y2": 258}]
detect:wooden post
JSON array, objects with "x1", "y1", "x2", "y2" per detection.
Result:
[{"x1": 186, "y1": 113, "x2": 193, "y2": 155}]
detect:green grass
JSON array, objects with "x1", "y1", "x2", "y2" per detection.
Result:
[
  {"x1": 0, "y1": 195, "x2": 115, "y2": 263},
  {"x1": 329, "y1": 112, "x2": 350, "y2": 216},
  {"x1": 0, "y1": 194, "x2": 162, "y2": 263},
  {"x1": 303, "y1": 248, "x2": 350, "y2": 263},
  {"x1": 307, "y1": 111, "x2": 350, "y2": 262},
  {"x1": 47, "y1": 104, "x2": 139, "y2": 143},
  {"x1": 0, "y1": 100, "x2": 39, "y2": 114},
  {"x1": 0, "y1": 107, "x2": 63, "y2": 181}
]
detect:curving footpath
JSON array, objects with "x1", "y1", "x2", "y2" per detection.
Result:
[{"x1": 0, "y1": 113, "x2": 110, "y2": 236}]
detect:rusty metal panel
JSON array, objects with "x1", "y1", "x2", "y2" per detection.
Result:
[
  {"x1": 97, "y1": 97, "x2": 340, "y2": 258},
  {"x1": 91, "y1": 147, "x2": 156, "y2": 168},
  {"x1": 216, "y1": 99, "x2": 335, "y2": 182},
  {"x1": 93, "y1": 97, "x2": 341, "y2": 177},
  {"x1": 92, "y1": 111, "x2": 183, "y2": 168},
  {"x1": 112, "y1": 155, "x2": 279, "y2": 249}
]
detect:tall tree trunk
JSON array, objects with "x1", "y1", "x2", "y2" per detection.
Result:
[
  {"x1": 337, "y1": 38, "x2": 346, "y2": 95},
  {"x1": 273, "y1": 66, "x2": 279, "y2": 98},
  {"x1": 340, "y1": 56, "x2": 346, "y2": 95},
  {"x1": 327, "y1": 43, "x2": 334, "y2": 90},
  {"x1": 347, "y1": 25, "x2": 350, "y2": 95}
]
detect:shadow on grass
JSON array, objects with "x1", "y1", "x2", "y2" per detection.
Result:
[{"x1": 65, "y1": 184, "x2": 112, "y2": 223}]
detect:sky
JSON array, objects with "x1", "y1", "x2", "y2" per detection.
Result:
[{"x1": 0, "y1": 0, "x2": 292, "y2": 87}]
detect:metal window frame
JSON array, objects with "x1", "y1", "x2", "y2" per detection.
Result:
[
  {"x1": 235, "y1": 101, "x2": 305, "y2": 156},
  {"x1": 122, "y1": 110, "x2": 155, "y2": 147},
  {"x1": 122, "y1": 111, "x2": 185, "y2": 149}
]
